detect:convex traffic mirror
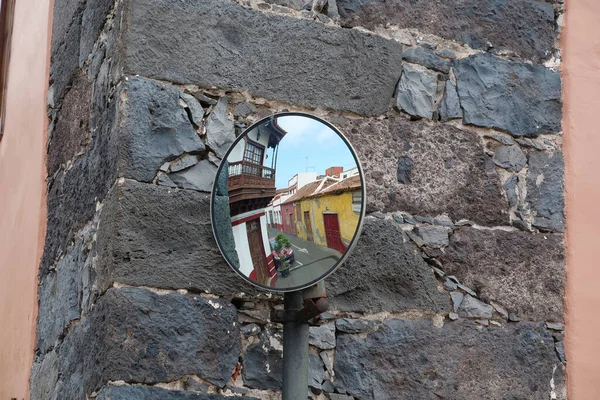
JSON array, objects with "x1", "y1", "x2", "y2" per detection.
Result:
[{"x1": 211, "y1": 113, "x2": 365, "y2": 292}]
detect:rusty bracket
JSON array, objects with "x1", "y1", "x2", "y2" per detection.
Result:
[{"x1": 271, "y1": 281, "x2": 328, "y2": 323}]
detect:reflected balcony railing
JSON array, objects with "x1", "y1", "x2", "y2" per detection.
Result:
[{"x1": 228, "y1": 161, "x2": 276, "y2": 193}]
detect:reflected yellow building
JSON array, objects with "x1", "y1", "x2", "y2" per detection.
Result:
[{"x1": 292, "y1": 175, "x2": 361, "y2": 253}]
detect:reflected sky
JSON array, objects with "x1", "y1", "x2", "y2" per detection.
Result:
[{"x1": 269, "y1": 116, "x2": 356, "y2": 189}]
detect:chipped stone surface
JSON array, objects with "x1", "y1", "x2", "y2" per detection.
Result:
[
  {"x1": 327, "y1": 218, "x2": 448, "y2": 313},
  {"x1": 335, "y1": 319, "x2": 565, "y2": 399},
  {"x1": 340, "y1": 117, "x2": 507, "y2": 225},
  {"x1": 396, "y1": 63, "x2": 439, "y2": 120},
  {"x1": 440, "y1": 227, "x2": 565, "y2": 322},
  {"x1": 337, "y1": 0, "x2": 557, "y2": 63},
  {"x1": 119, "y1": 77, "x2": 205, "y2": 183},
  {"x1": 455, "y1": 54, "x2": 562, "y2": 137},
  {"x1": 124, "y1": 0, "x2": 403, "y2": 116}
]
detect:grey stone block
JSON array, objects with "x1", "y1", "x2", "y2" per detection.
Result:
[
  {"x1": 458, "y1": 294, "x2": 494, "y2": 319},
  {"x1": 337, "y1": 0, "x2": 556, "y2": 63},
  {"x1": 334, "y1": 319, "x2": 565, "y2": 399},
  {"x1": 335, "y1": 318, "x2": 373, "y2": 333},
  {"x1": 455, "y1": 54, "x2": 561, "y2": 137},
  {"x1": 122, "y1": 0, "x2": 403, "y2": 116},
  {"x1": 326, "y1": 218, "x2": 449, "y2": 313},
  {"x1": 97, "y1": 385, "x2": 259, "y2": 400},
  {"x1": 527, "y1": 151, "x2": 565, "y2": 232},
  {"x1": 242, "y1": 328, "x2": 283, "y2": 390},
  {"x1": 119, "y1": 77, "x2": 205, "y2": 183},
  {"x1": 440, "y1": 227, "x2": 565, "y2": 322},
  {"x1": 503, "y1": 175, "x2": 519, "y2": 208},
  {"x1": 180, "y1": 92, "x2": 205, "y2": 127},
  {"x1": 439, "y1": 79, "x2": 461, "y2": 122},
  {"x1": 97, "y1": 180, "x2": 259, "y2": 296},
  {"x1": 309, "y1": 323, "x2": 336, "y2": 350},
  {"x1": 308, "y1": 354, "x2": 324, "y2": 393},
  {"x1": 79, "y1": 0, "x2": 114, "y2": 66},
  {"x1": 415, "y1": 225, "x2": 449, "y2": 249},
  {"x1": 206, "y1": 97, "x2": 235, "y2": 159},
  {"x1": 396, "y1": 63, "x2": 439, "y2": 120},
  {"x1": 170, "y1": 154, "x2": 201, "y2": 173},
  {"x1": 492, "y1": 145, "x2": 527, "y2": 172},
  {"x1": 402, "y1": 46, "x2": 451, "y2": 74},
  {"x1": 30, "y1": 350, "x2": 60, "y2": 400},
  {"x1": 169, "y1": 160, "x2": 217, "y2": 192},
  {"x1": 338, "y1": 117, "x2": 506, "y2": 225}
]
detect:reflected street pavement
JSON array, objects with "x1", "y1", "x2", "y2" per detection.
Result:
[{"x1": 267, "y1": 227, "x2": 342, "y2": 288}]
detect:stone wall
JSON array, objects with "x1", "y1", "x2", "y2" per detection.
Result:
[{"x1": 31, "y1": 0, "x2": 566, "y2": 399}]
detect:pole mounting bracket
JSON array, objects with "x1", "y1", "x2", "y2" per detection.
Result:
[{"x1": 271, "y1": 281, "x2": 328, "y2": 323}]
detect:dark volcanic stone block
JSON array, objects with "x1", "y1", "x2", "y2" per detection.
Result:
[
  {"x1": 337, "y1": 0, "x2": 556, "y2": 63},
  {"x1": 122, "y1": 0, "x2": 403, "y2": 116},
  {"x1": 50, "y1": 7, "x2": 82, "y2": 101},
  {"x1": 334, "y1": 319, "x2": 565, "y2": 399},
  {"x1": 48, "y1": 73, "x2": 92, "y2": 176},
  {"x1": 97, "y1": 385, "x2": 259, "y2": 400},
  {"x1": 325, "y1": 218, "x2": 449, "y2": 313},
  {"x1": 455, "y1": 54, "x2": 562, "y2": 137},
  {"x1": 50, "y1": 0, "x2": 115, "y2": 100},
  {"x1": 527, "y1": 151, "x2": 565, "y2": 232},
  {"x1": 42, "y1": 94, "x2": 118, "y2": 276},
  {"x1": 60, "y1": 288, "x2": 240, "y2": 397},
  {"x1": 97, "y1": 179, "x2": 260, "y2": 296},
  {"x1": 338, "y1": 117, "x2": 507, "y2": 226},
  {"x1": 35, "y1": 236, "x2": 93, "y2": 355},
  {"x1": 439, "y1": 227, "x2": 564, "y2": 322}
]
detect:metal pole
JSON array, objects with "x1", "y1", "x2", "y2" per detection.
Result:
[{"x1": 282, "y1": 290, "x2": 308, "y2": 400}]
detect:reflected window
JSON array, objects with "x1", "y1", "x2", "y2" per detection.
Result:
[{"x1": 243, "y1": 140, "x2": 264, "y2": 176}]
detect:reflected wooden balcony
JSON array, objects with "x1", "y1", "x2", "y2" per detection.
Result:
[{"x1": 228, "y1": 161, "x2": 276, "y2": 214}]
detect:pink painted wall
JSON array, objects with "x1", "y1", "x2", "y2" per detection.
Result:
[
  {"x1": 0, "y1": 0, "x2": 52, "y2": 398},
  {"x1": 563, "y1": 0, "x2": 600, "y2": 397}
]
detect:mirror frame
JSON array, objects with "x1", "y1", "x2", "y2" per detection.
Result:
[{"x1": 210, "y1": 112, "x2": 366, "y2": 292}]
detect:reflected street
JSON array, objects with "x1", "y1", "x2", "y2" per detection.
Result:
[{"x1": 267, "y1": 227, "x2": 341, "y2": 288}]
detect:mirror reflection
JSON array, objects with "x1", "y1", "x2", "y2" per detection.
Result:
[{"x1": 212, "y1": 114, "x2": 364, "y2": 291}]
